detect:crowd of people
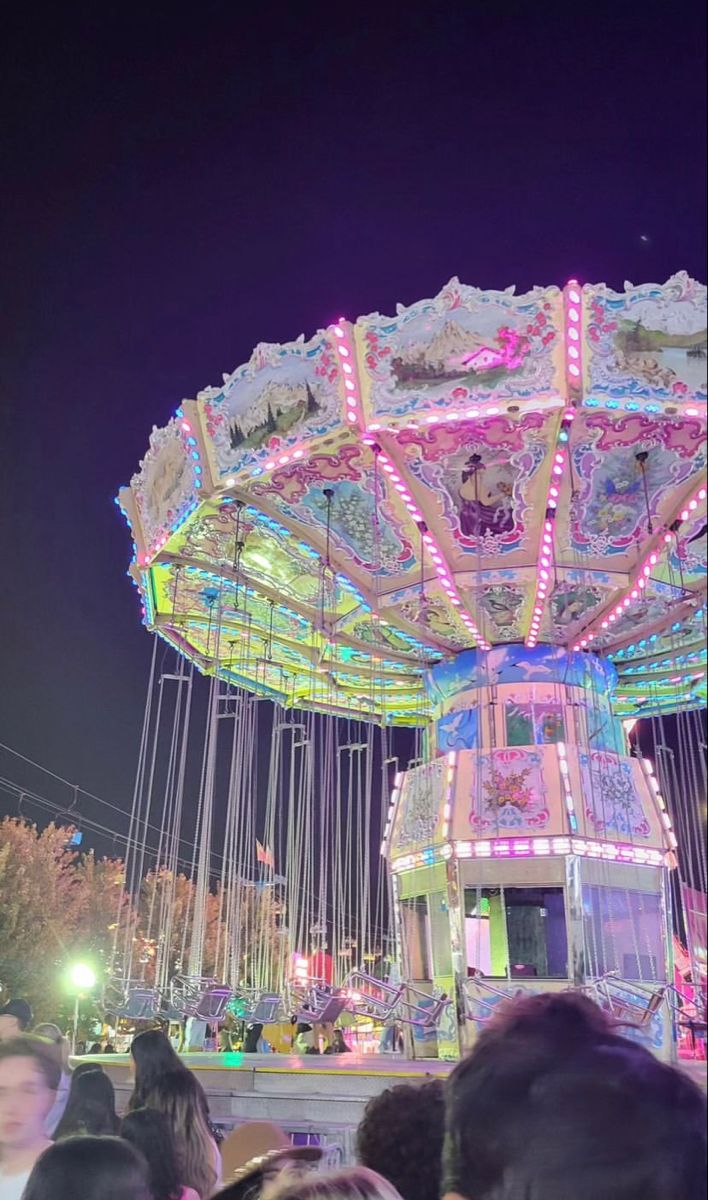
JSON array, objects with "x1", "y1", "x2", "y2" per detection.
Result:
[{"x1": 0, "y1": 991, "x2": 705, "y2": 1200}]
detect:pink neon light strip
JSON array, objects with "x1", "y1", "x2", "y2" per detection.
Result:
[
  {"x1": 526, "y1": 281, "x2": 583, "y2": 648},
  {"x1": 572, "y1": 482, "x2": 708, "y2": 651},
  {"x1": 391, "y1": 836, "x2": 667, "y2": 872},
  {"x1": 332, "y1": 318, "x2": 363, "y2": 430}
]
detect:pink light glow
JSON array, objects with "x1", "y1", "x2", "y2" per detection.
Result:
[{"x1": 181, "y1": 420, "x2": 192, "y2": 433}]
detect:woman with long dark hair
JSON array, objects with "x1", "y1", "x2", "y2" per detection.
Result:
[
  {"x1": 146, "y1": 1068, "x2": 222, "y2": 1197},
  {"x1": 128, "y1": 1028, "x2": 184, "y2": 1110},
  {"x1": 122, "y1": 1107, "x2": 200, "y2": 1200},
  {"x1": 53, "y1": 1067, "x2": 120, "y2": 1139}
]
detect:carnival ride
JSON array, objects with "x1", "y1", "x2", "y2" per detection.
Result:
[{"x1": 115, "y1": 273, "x2": 707, "y2": 1059}]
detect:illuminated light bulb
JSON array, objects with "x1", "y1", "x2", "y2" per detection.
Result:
[
  {"x1": 555, "y1": 453, "x2": 565, "y2": 464},
  {"x1": 426, "y1": 415, "x2": 438, "y2": 424},
  {"x1": 638, "y1": 577, "x2": 646, "y2": 588},
  {"x1": 664, "y1": 532, "x2": 673, "y2": 543},
  {"x1": 568, "y1": 345, "x2": 579, "y2": 359},
  {"x1": 338, "y1": 346, "x2": 350, "y2": 357},
  {"x1": 602, "y1": 620, "x2": 609, "y2": 629},
  {"x1": 342, "y1": 363, "x2": 353, "y2": 374},
  {"x1": 699, "y1": 489, "x2": 707, "y2": 500},
  {"x1": 370, "y1": 423, "x2": 381, "y2": 431},
  {"x1": 568, "y1": 289, "x2": 581, "y2": 304},
  {"x1": 569, "y1": 328, "x2": 579, "y2": 341},
  {"x1": 265, "y1": 460, "x2": 275, "y2": 470},
  {"x1": 346, "y1": 396, "x2": 357, "y2": 407},
  {"x1": 686, "y1": 407, "x2": 699, "y2": 416},
  {"x1": 569, "y1": 364, "x2": 581, "y2": 377},
  {"x1": 466, "y1": 409, "x2": 479, "y2": 418},
  {"x1": 690, "y1": 499, "x2": 698, "y2": 510},
  {"x1": 649, "y1": 553, "x2": 658, "y2": 565},
  {"x1": 568, "y1": 307, "x2": 580, "y2": 322},
  {"x1": 334, "y1": 326, "x2": 345, "y2": 338},
  {"x1": 553, "y1": 464, "x2": 563, "y2": 476},
  {"x1": 681, "y1": 509, "x2": 690, "y2": 521},
  {"x1": 643, "y1": 565, "x2": 651, "y2": 576},
  {"x1": 549, "y1": 485, "x2": 559, "y2": 496},
  {"x1": 346, "y1": 412, "x2": 357, "y2": 423}
]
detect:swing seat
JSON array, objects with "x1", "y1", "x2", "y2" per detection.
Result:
[
  {"x1": 170, "y1": 975, "x2": 233, "y2": 1021},
  {"x1": 250, "y1": 992, "x2": 285, "y2": 1024},
  {"x1": 343, "y1": 971, "x2": 405, "y2": 1021},
  {"x1": 296, "y1": 987, "x2": 348, "y2": 1025},
  {"x1": 103, "y1": 979, "x2": 162, "y2": 1021},
  {"x1": 398, "y1": 986, "x2": 451, "y2": 1030},
  {"x1": 586, "y1": 973, "x2": 667, "y2": 1028}
]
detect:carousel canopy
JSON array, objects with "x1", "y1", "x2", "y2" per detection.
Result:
[{"x1": 118, "y1": 274, "x2": 707, "y2": 725}]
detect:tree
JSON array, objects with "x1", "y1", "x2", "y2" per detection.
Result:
[{"x1": 0, "y1": 819, "x2": 86, "y2": 1020}]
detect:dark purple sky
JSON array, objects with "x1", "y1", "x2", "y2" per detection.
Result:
[{"x1": 0, "y1": 3, "x2": 706, "y2": 845}]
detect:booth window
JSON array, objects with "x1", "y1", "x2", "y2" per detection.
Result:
[
  {"x1": 582, "y1": 885, "x2": 665, "y2": 983},
  {"x1": 400, "y1": 897, "x2": 432, "y2": 981},
  {"x1": 506, "y1": 701, "x2": 565, "y2": 747},
  {"x1": 465, "y1": 886, "x2": 568, "y2": 979}
]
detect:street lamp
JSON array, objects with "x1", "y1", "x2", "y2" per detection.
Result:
[{"x1": 68, "y1": 962, "x2": 97, "y2": 1054}]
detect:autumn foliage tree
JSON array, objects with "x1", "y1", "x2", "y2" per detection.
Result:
[{"x1": 0, "y1": 818, "x2": 284, "y2": 1021}]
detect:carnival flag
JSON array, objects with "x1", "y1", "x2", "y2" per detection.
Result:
[{"x1": 256, "y1": 840, "x2": 274, "y2": 869}]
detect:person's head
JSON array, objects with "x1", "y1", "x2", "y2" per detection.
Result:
[
  {"x1": 129, "y1": 1027, "x2": 183, "y2": 1104},
  {"x1": 145, "y1": 1067, "x2": 216, "y2": 1198},
  {"x1": 33, "y1": 1023, "x2": 70, "y2": 1073},
  {"x1": 443, "y1": 991, "x2": 708, "y2": 1200},
  {"x1": 218, "y1": 1120, "x2": 323, "y2": 1200},
  {"x1": 0, "y1": 998, "x2": 33, "y2": 1042},
  {"x1": 121, "y1": 1107, "x2": 185, "y2": 1200},
  {"x1": 72, "y1": 1061, "x2": 104, "y2": 1081},
  {"x1": 357, "y1": 1079, "x2": 445, "y2": 1200},
  {"x1": 23, "y1": 1135, "x2": 151, "y2": 1200},
  {"x1": 54, "y1": 1064, "x2": 119, "y2": 1138},
  {"x1": 263, "y1": 1166, "x2": 403, "y2": 1200},
  {"x1": 0, "y1": 1037, "x2": 60, "y2": 1153}
]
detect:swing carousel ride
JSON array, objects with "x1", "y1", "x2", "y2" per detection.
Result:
[{"x1": 115, "y1": 273, "x2": 707, "y2": 1061}]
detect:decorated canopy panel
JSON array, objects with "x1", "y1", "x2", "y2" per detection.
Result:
[{"x1": 119, "y1": 275, "x2": 707, "y2": 724}]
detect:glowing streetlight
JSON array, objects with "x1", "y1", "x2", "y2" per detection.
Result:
[
  {"x1": 68, "y1": 962, "x2": 97, "y2": 1054},
  {"x1": 69, "y1": 963, "x2": 97, "y2": 991}
]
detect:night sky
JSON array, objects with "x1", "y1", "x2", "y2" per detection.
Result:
[{"x1": 1, "y1": 3, "x2": 706, "y2": 852}]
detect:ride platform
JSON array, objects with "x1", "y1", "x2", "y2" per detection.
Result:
[{"x1": 97, "y1": 1051, "x2": 450, "y2": 1165}]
